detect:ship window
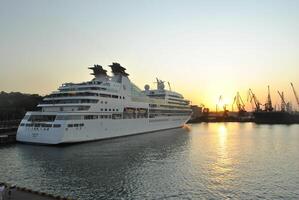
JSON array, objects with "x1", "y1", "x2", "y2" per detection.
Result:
[
  {"x1": 84, "y1": 115, "x2": 98, "y2": 120},
  {"x1": 28, "y1": 115, "x2": 56, "y2": 122},
  {"x1": 74, "y1": 124, "x2": 79, "y2": 127},
  {"x1": 109, "y1": 109, "x2": 111, "y2": 111},
  {"x1": 53, "y1": 124, "x2": 61, "y2": 128},
  {"x1": 79, "y1": 123, "x2": 84, "y2": 127},
  {"x1": 123, "y1": 107, "x2": 136, "y2": 119},
  {"x1": 112, "y1": 95, "x2": 118, "y2": 99},
  {"x1": 20, "y1": 123, "x2": 25, "y2": 126},
  {"x1": 100, "y1": 108, "x2": 103, "y2": 111},
  {"x1": 105, "y1": 101, "x2": 107, "y2": 104},
  {"x1": 41, "y1": 124, "x2": 52, "y2": 128},
  {"x1": 116, "y1": 109, "x2": 118, "y2": 111},
  {"x1": 112, "y1": 109, "x2": 115, "y2": 111},
  {"x1": 78, "y1": 106, "x2": 90, "y2": 111},
  {"x1": 100, "y1": 93, "x2": 111, "y2": 98},
  {"x1": 68, "y1": 124, "x2": 73, "y2": 127},
  {"x1": 56, "y1": 115, "x2": 82, "y2": 120},
  {"x1": 112, "y1": 114, "x2": 122, "y2": 119},
  {"x1": 101, "y1": 101, "x2": 103, "y2": 104},
  {"x1": 105, "y1": 109, "x2": 107, "y2": 111}
]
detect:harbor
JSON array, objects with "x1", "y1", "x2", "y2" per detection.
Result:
[
  {"x1": 1, "y1": 124, "x2": 298, "y2": 199},
  {"x1": 0, "y1": 182, "x2": 72, "y2": 200},
  {"x1": 1, "y1": 0, "x2": 299, "y2": 199},
  {"x1": 189, "y1": 83, "x2": 299, "y2": 124}
]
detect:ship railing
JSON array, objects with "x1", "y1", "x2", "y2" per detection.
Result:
[{"x1": 131, "y1": 96, "x2": 165, "y2": 104}]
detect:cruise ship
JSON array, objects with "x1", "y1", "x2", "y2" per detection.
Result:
[{"x1": 17, "y1": 63, "x2": 192, "y2": 144}]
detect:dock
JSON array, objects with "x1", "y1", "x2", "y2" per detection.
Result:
[
  {"x1": 0, "y1": 182, "x2": 72, "y2": 200},
  {"x1": 0, "y1": 120, "x2": 19, "y2": 145},
  {"x1": 0, "y1": 132, "x2": 16, "y2": 144}
]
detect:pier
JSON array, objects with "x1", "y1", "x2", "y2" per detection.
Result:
[
  {"x1": 0, "y1": 120, "x2": 19, "y2": 144},
  {"x1": 0, "y1": 182, "x2": 72, "y2": 200}
]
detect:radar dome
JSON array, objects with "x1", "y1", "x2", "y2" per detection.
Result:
[{"x1": 144, "y1": 84, "x2": 150, "y2": 90}]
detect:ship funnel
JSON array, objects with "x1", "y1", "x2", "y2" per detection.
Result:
[
  {"x1": 89, "y1": 64, "x2": 108, "y2": 77},
  {"x1": 109, "y1": 62, "x2": 129, "y2": 76}
]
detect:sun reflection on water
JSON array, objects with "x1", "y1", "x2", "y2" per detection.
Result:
[
  {"x1": 189, "y1": 123, "x2": 246, "y2": 192},
  {"x1": 218, "y1": 124, "x2": 228, "y2": 149},
  {"x1": 209, "y1": 124, "x2": 236, "y2": 189}
]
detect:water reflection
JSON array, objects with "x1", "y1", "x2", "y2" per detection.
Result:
[
  {"x1": 2, "y1": 128, "x2": 191, "y2": 199},
  {"x1": 217, "y1": 124, "x2": 227, "y2": 148},
  {"x1": 1, "y1": 124, "x2": 299, "y2": 199}
]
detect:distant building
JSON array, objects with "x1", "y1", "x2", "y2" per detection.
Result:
[{"x1": 190, "y1": 105, "x2": 203, "y2": 119}]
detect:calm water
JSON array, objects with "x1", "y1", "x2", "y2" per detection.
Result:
[{"x1": 1, "y1": 123, "x2": 299, "y2": 199}]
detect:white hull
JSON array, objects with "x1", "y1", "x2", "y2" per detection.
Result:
[
  {"x1": 17, "y1": 63, "x2": 192, "y2": 145},
  {"x1": 17, "y1": 116, "x2": 190, "y2": 144}
]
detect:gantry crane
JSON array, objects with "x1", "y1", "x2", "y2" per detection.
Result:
[{"x1": 247, "y1": 89, "x2": 262, "y2": 111}]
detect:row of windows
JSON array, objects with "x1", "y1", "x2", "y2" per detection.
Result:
[
  {"x1": 168, "y1": 98, "x2": 189, "y2": 104},
  {"x1": 149, "y1": 113, "x2": 191, "y2": 118},
  {"x1": 47, "y1": 92, "x2": 101, "y2": 98},
  {"x1": 20, "y1": 123, "x2": 61, "y2": 128},
  {"x1": 42, "y1": 99, "x2": 99, "y2": 104},
  {"x1": 28, "y1": 115, "x2": 56, "y2": 122},
  {"x1": 168, "y1": 94, "x2": 183, "y2": 99},
  {"x1": 60, "y1": 86, "x2": 107, "y2": 92},
  {"x1": 45, "y1": 94, "x2": 125, "y2": 102},
  {"x1": 62, "y1": 81, "x2": 102, "y2": 87},
  {"x1": 99, "y1": 107, "x2": 119, "y2": 112},
  {"x1": 149, "y1": 109, "x2": 191, "y2": 114},
  {"x1": 160, "y1": 104, "x2": 190, "y2": 109},
  {"x1": 84, "y1": 114, "x2": 122, "y2": 120},
  {"x1": 167, "y1": 101, "x2": 189, "y2": 106},
  {"x1": 67, "y1": 123, "x2": 84, "y2": 128},
  {"x1": 123, "y1": 107, "x2": 148, "y2": 119}
]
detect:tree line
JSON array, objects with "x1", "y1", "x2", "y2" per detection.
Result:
[{"x1": 0, "y1": 91, "x2": 43, "y2": 121}]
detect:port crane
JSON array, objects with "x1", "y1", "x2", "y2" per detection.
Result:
[
  {"x1": 247, "y1": 89, "x2": 262, "y2": 111},
  {"x1": 290, "y1": 82, "x2": 299, "y2": 110},
  {"x1": 232, "y1": 92, "x2": 246, "y2": 113},
  {"x1": 264, "y1": 85, "x2": 274, "y2": 112},
  {"x1": 216, "y1": 95, "x2": 222, "y2": 112},
  {"x1": 277, "y1": 91, "x2": 287, "y2": 111},
  {"x1": 216, "y1": 95, "x2": 228, "y2": 113}
]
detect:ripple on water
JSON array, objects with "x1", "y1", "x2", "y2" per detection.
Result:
[{"x1": 0, "y1": 124, "x2": 299, "y2": 199}]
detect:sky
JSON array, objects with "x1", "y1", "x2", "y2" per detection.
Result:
[{"x1": 0, "y1": 0, "x2": 299, "y2": 110}]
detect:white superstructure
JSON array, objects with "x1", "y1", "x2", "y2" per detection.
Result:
[{"x1": 17, "y1": 63, "x2": 192, "y2": 144}]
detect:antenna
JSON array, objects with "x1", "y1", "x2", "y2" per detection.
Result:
[{"x1": 167, "y1": 82, "x2": 172, "y2": 91}]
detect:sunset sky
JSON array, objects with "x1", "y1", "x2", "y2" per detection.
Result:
[{"x1": 1, "y1": 0, "x2": 299, "y2": 110}]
